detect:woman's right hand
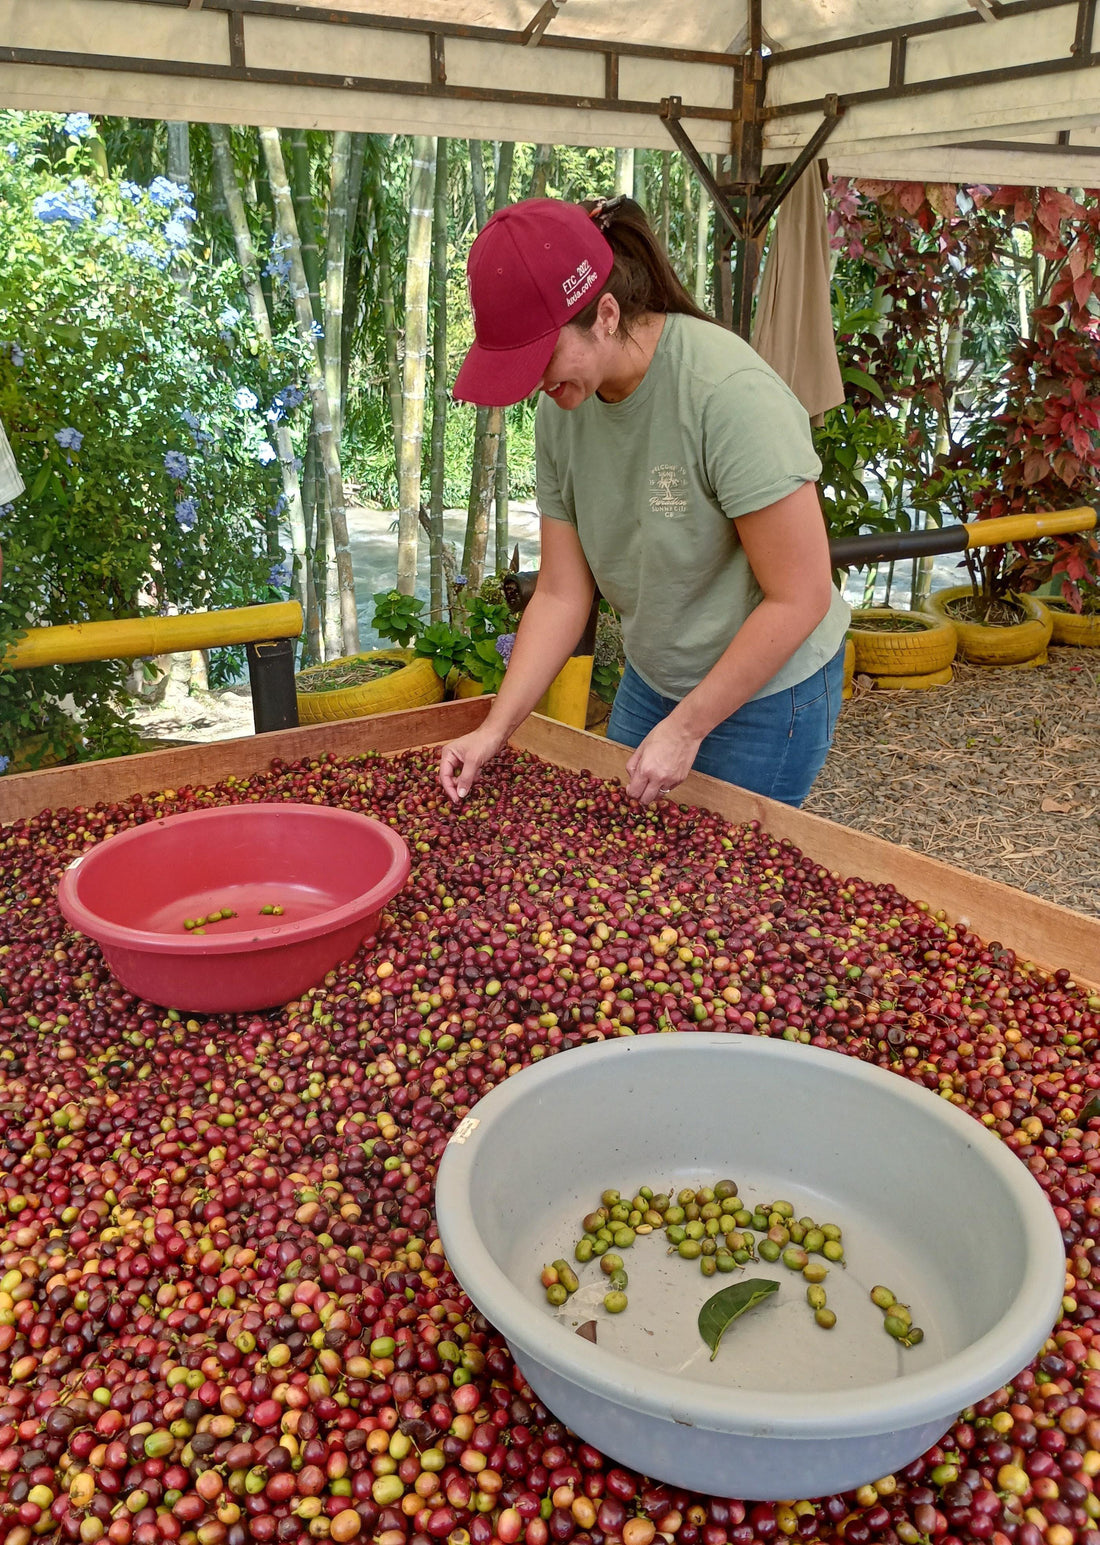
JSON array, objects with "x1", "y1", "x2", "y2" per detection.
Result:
[{"x1": 439, "y1": 726, "x2": 505, "y2": 803}]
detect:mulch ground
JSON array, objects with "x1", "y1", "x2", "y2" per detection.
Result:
[{"x1": 804, "y1": 644, "x2": 1100, "y2": 920}]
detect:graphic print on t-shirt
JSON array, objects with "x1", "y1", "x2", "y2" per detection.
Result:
[{"x1": 649, "y1": 462, "x2": 688, "y2": 519}]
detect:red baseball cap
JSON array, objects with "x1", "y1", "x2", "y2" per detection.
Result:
[{"x1": 453, "y1": 199, "x2": 614, "y2": 407}]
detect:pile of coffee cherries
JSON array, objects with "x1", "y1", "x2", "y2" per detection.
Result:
[{"x1": 0, "y1": 744, "x2": 1098, "y2": 1545}]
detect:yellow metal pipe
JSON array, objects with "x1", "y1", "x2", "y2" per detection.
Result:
[
  {"x1": 2, "y1": 602, "x2": 303, "y2": 672},
  {"x1": 964, "y1": 507, "x2": 1096, "y2": 549}
]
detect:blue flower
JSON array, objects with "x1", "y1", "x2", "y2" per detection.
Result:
[
  {"x1": 55, "y1": 427, "x2": 83, "y2": 451},
  {"x1": 0, "y1": 756, "x2": 9, "y2": 776},
  {"x1": 175, "y1": 498, "x2": 198, "y2": 531},
  {"x1": 119, "y1": 180, "x2": 143, "y2": 204},
  {"x1": 233, "y1": 386, "x2": 258, "y2": 412},
  {"x1": 149, "y1": 175, "x2": 187, "y2": 208},
  {"x1": 268, "y1": 558, "x2": 292, "y2": 589},
  {"x1": 262, "y1": 253, "x2": 292, "y2": 282},
  {"x1": 5, "y1": 144, "x2": 18, "y2": 161},
  {"x1": 495, "y1": 632, "x2": 516, "y2": 664},
  {"x1": 67, "y1": 180, "x2": 98, "y2": 218},
  {"x1": 217, "y1": 306, "x2": 242, "y2": 330},
  {"x1": 0, "y1": 504, "x2": 13, "y2": 521},
  {"x1": 9, "y1": 343, "x2": 23, "y2": 368},
  {"x1": 267, "y1": 383, "x2": 306, "y2": 422},
  {"x1": 163, "y1": 218, "x2": 191, "y2": 249},
  {"x1": 271, "y1": 493, "x2": 288, "y2": 517},
  {"x1": 164, "y1": 450, "x2": 190, "y2": 480},
  {"x1": 309, "y1": 321, "x2": 324, "y2": 340},
  {"x1": 33, "y1": 191, "x2": 87, "y2": 227},
  {"x1": 98, "y1": 216, "x2": 124, "y2": 239},
  {"x1": 126, "y1": 238, "x2": 169, "y2": 270},
  {"x1": 63, "y1": 112, "x2": 94, "y2": 139},
  {"x1": 180, "y1": 409, "x2": 201, "y2": 431},
  {"x1": 454, "y1": 574, "x2": 468, "y2": 589},
  {"x1": 255, "y1": 441, "x2": 277, "y2": 465}
]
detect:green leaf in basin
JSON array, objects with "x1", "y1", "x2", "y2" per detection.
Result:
[{"x1": 698, "y1": 1278, "x2": 779, "y2": 1361}]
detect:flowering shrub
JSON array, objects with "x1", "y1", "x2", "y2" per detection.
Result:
[
  {"x1": 0, "y1": 111, "x2": 309, "y2": 766},
  {"x1": 371, "y1": 580, "x2": 521, "y2": 692}
]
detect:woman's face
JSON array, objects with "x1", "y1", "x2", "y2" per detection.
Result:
[{"x1": 534, "y1": 321, "x2": 608, "y2": 411}]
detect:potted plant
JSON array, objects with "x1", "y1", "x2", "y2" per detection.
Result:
[
  {"x1": 1000, "y1": 524, "x2": 1100, "y2": 648},
  {"x1": 295, "y1": 590, "x2": 445, "y2": 726},
  {"x1": 815, "y1": 298, "x2": 960, "y2": 688},
  {"x1": 357, "y1": 579, "x2": 521, "y2": 707},
  {"x1": 916, "y1": 451, "x2": 1054, "y2": 669}
]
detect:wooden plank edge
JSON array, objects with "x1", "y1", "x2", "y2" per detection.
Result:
[
  {"x1": 513, "y1": 716, "x2": 1100, "y2": 992},
  {"x1": 0, "y1": 697, "x2": 494, "y2": 826},
  {"x1": 3, "y1": 700, "x2": 1096, "y2": 991}
]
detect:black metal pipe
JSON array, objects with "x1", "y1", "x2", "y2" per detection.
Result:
[
  {"x1": 828, "y1": 525, "x2": 970, "y2": 568},
  {"x1": 246, "y1": 637, "x2": 299, "y2": 733}
]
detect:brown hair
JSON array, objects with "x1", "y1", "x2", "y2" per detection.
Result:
[{"x1": 573, "y1": 195, "x2": 717, "y2": 335}]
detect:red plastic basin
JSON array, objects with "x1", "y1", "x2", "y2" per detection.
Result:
[{"x1": 57, "y1": 803, "x2": 410, "y2": 1013}]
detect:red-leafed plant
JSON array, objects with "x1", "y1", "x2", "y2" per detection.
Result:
[
  {"x1": 971, "y1": 188, "x2": 1100, "y2": 614},
  {"x1": 827, "y1": 179, "x2": 1100, "y2": 623}
]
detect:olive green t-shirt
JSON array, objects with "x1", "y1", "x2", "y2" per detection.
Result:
[{"x1": 535, "y1": 312, "x2": 850, "y2": 702}]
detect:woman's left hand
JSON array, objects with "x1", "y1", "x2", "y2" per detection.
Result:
[{"x1": 624, "y1": 718, "x2": 701, "y2": 805}]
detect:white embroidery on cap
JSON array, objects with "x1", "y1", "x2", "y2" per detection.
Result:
[{"x1": 562, "y1": 258, "x2": 598, "y2": 308}]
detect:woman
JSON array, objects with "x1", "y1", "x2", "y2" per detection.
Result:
[{"x1": 440, "y1": 195, "x2": 849, "y2": 808}]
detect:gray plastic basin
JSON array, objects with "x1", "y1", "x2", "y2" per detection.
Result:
[{"x1": 436, "y1": 1034, "x2": 1063, "y2": 1499}]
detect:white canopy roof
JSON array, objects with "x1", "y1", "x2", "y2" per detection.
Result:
[{"x1": 2, "y1": 0, "x2": 1099, "y2": 187}]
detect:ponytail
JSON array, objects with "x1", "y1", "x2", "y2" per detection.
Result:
[{"x1": 573, "y1": 195, "x2": 717, "y2": 334}]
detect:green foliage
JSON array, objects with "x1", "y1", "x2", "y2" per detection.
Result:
[
  {"x1": 828, "y1": 180, "x2": 1100, "y2": 614},
  {"x1": 465, "y1": 593, "x2": 513, "y2": 641},
  {"x1": 0, "y1": 110, "x2": 308, "y2": 767},
  {"x1": 460, "y1": 636, "x2": 509, "y2": 694},
  {"x1": 370, "y1": 573, "x2": 518, "y2": 691},
  {"x1": 414, "y1": 621, "x2": 473, "y2": 681},
  {"x1": 592, "y1": 604, "x2": 624, "y2": 705},
  {"x1": 371, "y1": 588, "x2": 426, "y2": 647}
]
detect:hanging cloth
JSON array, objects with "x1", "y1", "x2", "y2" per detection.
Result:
[{"x1": 751, "y1": 161, "x2": 845, "y2": 427}]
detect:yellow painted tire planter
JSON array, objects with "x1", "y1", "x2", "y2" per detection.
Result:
[
  {"x1": 453, "y1": 675, "x2": 486, "y2": 699},
  {"x1": 870, "y1": 665, "x2": 954, "y2": 691},
  {"x1": 848, "y1": 608, "x2": 957, "y2": 676},
  {"x1": 921, "y1": 586, "x2": 1052, "y2": 668},
  {"x1": 1044, "y1": 599, "x2": 1100, "y2": 647},
  {"x1": 296, "y1": 648, "x2": 445, "y2": 725},
  {"x1": 841, "y1": 638, "x2": 856, "y2": 702}
]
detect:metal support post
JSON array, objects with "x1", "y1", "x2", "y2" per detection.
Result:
[{"x1": 246, "y1": 637, "x2": 299, "y2": 733}]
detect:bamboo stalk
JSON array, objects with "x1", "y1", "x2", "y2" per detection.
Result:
[
  {"x1": 494, "y1": 419, "x2": 509, "y2": 575},
  {"x1": 463, "y1": 141, "x2": 512, "y2": 590},
  {"x1": 694, "y1": 163, "x2": 711, "y2": 311},
  {"x1": 397, "y1": 135, "x2": 437, "y2": 596},
  {"x1": 429, "y1": 137, "x2": 450, "y2": 622},
  {"x1": 379, "y1": 238, "x2": 403, "y2": 468},
  {"x1": 209, "y1": 125, "x2": 308, "y2": 643},
  {"x1": 288, "y1": 129, "x2": 323, "y2": 329},
  {"x1": 260, "y1": 127, "x2": 359, "y2": 656}
]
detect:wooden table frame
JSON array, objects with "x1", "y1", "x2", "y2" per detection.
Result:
[{"x1": 3, "y1": 698, "x2": 1097, "y2": 990}]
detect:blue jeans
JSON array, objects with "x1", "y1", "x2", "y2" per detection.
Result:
[{"x1": 606, "y1": 647, "x2": 845, "y2": 808}]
